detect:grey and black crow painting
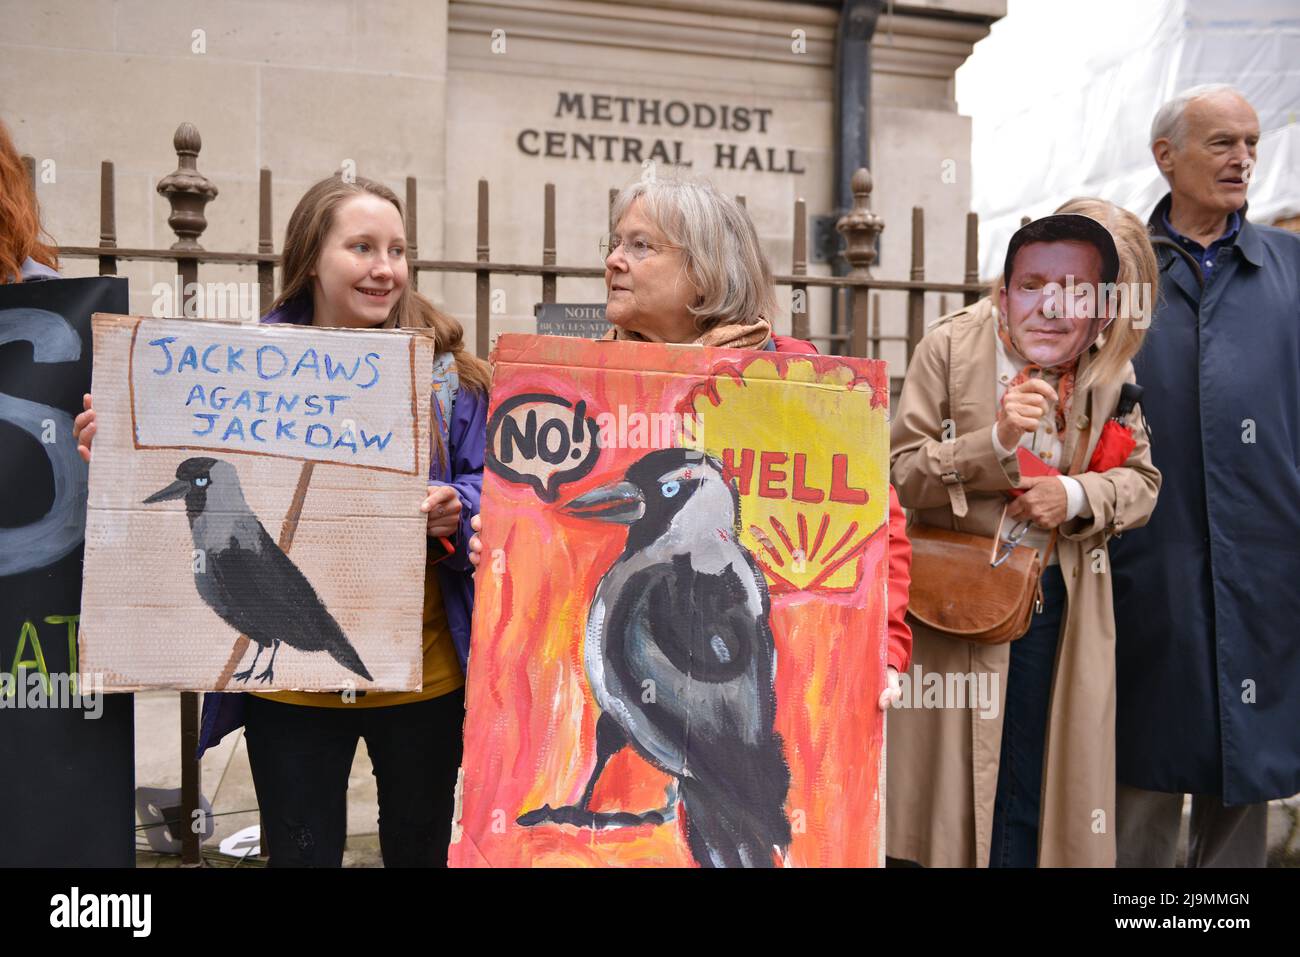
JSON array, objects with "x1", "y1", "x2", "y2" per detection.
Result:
[
  {"x1": 144, "y1": 456, "x2": 372, "y2": 684},
  {"x1": 517, "y1": 447, "x2": 791, "y2": 867}
]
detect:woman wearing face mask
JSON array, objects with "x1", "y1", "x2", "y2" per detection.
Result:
[
  {"x1": 77, "y1": 175, "x2": 489, "y2": 867},
  {"x1": 886, "y1": 200, "x2": 1161, "y2": 868}
]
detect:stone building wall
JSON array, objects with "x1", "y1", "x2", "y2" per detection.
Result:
[{"x1": 1, "y1": 0, "x2": 1002, "y2": 370}]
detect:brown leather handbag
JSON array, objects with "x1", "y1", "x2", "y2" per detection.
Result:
[
  {"x1": 903, "y1": 325, "x2": 1094, "y2": 644},
  {"x1": 905, "y1": 418, "x2": 1093, "y2": 644},
  {"x1": 905, "y1": 523, "x2": 1044, "y2": 644}
]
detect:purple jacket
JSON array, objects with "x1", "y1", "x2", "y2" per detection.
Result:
[{"x1": 196, "y1": 297, "x2": 485, "y2": 757}]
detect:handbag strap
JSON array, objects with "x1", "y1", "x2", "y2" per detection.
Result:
[{"x1": 940, "y1": 323, "x2": 970, "y2": 521}]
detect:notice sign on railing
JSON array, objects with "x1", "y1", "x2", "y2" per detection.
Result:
[
  {"x1": 534, "y1": 303, "x2": 610, "y2": 340},
  {"x1": 127, "y1": 317, "x2": 421, "y2": 473}
]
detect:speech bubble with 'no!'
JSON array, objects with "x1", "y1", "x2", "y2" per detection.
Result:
[{"x1": 485, "y1": 393, "x2": 600, "y2": 502}]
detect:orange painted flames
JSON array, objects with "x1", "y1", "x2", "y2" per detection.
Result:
[{"x1": 452, "y1": 342, "x2": 888, "y2": 867}]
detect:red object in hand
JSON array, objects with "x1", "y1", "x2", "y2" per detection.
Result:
[
  {"x1": 1008, "y1": 447, "x2": 1060, "y2": 498},
  {"x1": 428, "y1": 535, "x2": 456, "y2": 565},
  {"x1": 1088, "y1": 420, "x2": 1137, "y2": 472}
]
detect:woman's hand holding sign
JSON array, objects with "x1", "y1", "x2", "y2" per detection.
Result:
[
  {"x1": 422, "y1": 484, "x2": 462, "y2": 539},
  {"x1": 73, "y1": 393, "x2": 96, "y2": 463},
  {"x1": 878, "y1": 666, "x2": 900, "y2": 711},
  {"x1": 468, "y1": 513, "x2": 483, "y2": 567}
]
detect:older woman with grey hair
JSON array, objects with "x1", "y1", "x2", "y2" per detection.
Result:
[
  {"x1": 600, "y1": 177, "x2": 792, "y2": 351},
  {"x1": 472, "y1": 173, "x2": 915, "y2": 719}
]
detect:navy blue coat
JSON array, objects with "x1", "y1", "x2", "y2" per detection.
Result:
[{"x1": 1110, "y1": 194, "x2": 1300, "y2": 805}]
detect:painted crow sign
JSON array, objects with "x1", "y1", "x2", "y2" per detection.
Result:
[
  {"x1": 453, "y1": 334, "x2": 889, "y2": 867},
  {"x1": 79, "y1": 315, "x2": 436, "y2": 692}
]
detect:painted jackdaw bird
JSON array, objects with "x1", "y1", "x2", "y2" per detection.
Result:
[
  {"x1": 518, "y1": 447, "x2": 791, "y2": 867},
  {"x1": 144, "y1": 456, "x2": 372, "y2": 684}
]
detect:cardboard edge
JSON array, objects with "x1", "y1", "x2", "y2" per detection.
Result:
[
  {"x1": 80, "y1": 316, "x2": 437, "y2": 693},
  {"x1": 491, "y1": 333, "x2": 883, "y2": 379},
  {"x1": 879, "y1": 660, "x2": 888, "y2": 869}
]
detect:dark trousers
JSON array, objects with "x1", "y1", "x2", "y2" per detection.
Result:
[
  {"x1": 1116, "y1": 783, "x2": 1269, "y2": 868},
  {"x1": 244, "y1": 688, "x2": 465, "y2": 868},
  {"x1": 989, "y1": 564, "x2": 1065, "y2": 868}
]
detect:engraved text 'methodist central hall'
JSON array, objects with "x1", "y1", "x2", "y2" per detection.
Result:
[{"x1": 516, "y1": 91, "x2": 807, "y2": 174}]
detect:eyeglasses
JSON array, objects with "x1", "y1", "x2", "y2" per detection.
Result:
[
  {"x1": 599, "y1": 233, "x2": 681, "y2": 263},
  {"x1": 990, "y1": 517, "x2": 1032, "y2": 568}
]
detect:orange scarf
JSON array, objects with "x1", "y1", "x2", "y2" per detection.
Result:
[{"x1": 606, "y1": 315, "x2": 772, "y2": 351}]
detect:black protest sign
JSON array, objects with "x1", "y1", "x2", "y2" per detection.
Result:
[{"x1": 0, "y1": 276, "x2": 134, "y2": 866}]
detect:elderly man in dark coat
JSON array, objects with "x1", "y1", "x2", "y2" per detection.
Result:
[{"x1": 1110, "y1": 84, "x2": 1300, "y2": 867}]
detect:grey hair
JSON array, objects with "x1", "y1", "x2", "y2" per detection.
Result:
[
  {"x1": 1150, "y1": 83, "x2": 1247, "y2": 148},
  {"x1": 610, "y1": 176, "x2": 778, "y2": 332}
]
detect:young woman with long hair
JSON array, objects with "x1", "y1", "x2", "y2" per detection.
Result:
[{"x1": 78, "y1": 174, "x2": 489, "y2": 867}]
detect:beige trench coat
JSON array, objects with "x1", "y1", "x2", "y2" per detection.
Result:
[{"x1": 886, "y1": 299, "x2": 1160, "y2": 867}]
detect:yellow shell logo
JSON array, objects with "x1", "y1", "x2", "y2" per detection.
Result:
[{"x1": 681, "y1": 355, "x2": 889, "y2": 593}]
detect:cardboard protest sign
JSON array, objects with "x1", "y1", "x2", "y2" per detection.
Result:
[
  {"x1": 0, "y1": 277, "x2": 135, "y2": 866},
  {"x1": 452, "y1": 334, "x2": 889, "y2": 867},
  {"x1": 80, "y1": 315, "x2": 436, "y2": 692}
]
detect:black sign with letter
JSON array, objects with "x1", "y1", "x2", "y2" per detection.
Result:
[{"x1": 0, "y1": 276, "x2": 134, "y2": 866}]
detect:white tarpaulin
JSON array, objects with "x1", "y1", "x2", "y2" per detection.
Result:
[{"x1": 957, "y1": 0, "x2": 1300, "y2": 278}]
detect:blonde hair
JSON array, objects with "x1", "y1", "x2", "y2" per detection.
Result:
[
  {"x1": 269, "y1": 175, "x2": 490, "y2": 394},
  {"x1": 1052, "y1": 198, "x2": 1155, "y2": 390},
  {"x1": 989, "y1": 198, "x2": 1155, "y2": 391},
  {"x1": 611, "y1": 176, "x2": 777, "y2": 333}
]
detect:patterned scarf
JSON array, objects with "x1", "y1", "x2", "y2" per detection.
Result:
[
  {"x1": 996, "y1": 314, "x2": 1076, "y2": 434},
  {"x1": 606, "y1": 315, "x2": 772, "y2": 350}
]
